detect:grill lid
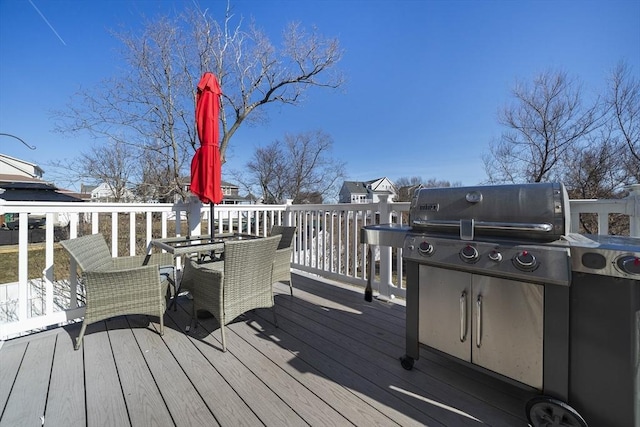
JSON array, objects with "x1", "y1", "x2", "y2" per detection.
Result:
[{"x1": 409, "y1": 182, "x2": 570, "y2": 242}]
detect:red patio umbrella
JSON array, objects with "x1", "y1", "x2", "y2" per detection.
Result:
[{"x1": 190, "y1": 72, "x2": 223, "y2": 238}]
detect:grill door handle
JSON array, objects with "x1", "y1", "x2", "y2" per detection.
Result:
[
  {"x1": 412, "y1": 219, "x2": 553, "y2": 233},
  {"x1": 460, "y1": 291, "x2": 467, "y2": 342},
  {"x1": 476, "y1": 295, "x2": 483, "y2": 348}
]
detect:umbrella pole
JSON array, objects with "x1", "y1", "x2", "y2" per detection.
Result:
[{"x1": 211, "y1": 203, "x2": 215, "y2": 239}]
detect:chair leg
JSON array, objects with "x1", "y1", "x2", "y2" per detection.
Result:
[
  {"x1": 190, "y1": 302, "x2": 198, "y2": 331},
  {"x1": 75, "y1": 322, "x2": 88, "y2": 351},
  {"x1": 159, "y1": 312, "x2": 165, "y2": 336},
  {"x1": 288, "y1": 278, "x2": 293, "y2": 297},
  {"x1": 272, "y1": 305, "x2": 278, "y2": 328},
  {"x1": 221, "y1": 323, "x2": 226, "y2": 352}
]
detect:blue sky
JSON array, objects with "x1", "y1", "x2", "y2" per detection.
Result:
[{"x1": 1, "y1": 0, "x2": 639, "y2": 192}]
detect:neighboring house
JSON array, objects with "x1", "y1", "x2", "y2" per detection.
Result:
[
  {"x1": 0, "y1": 153, "x2": 82, "y2": 229},
  {"x1": 182, "y1": 178, "x2": 253, "y2": 205},
  {"x1": 83, "y1": 182, "x2": 136, "y2": 202},
  {"x1": 0, "y1": 154, "x2": 83, "y2": 204},
  {"x1": 80, "y1": 183, "x2": 98, "y2": 197},
  {"x1": 219, "y1": 180, "x2": 253, "y2": 205},
  {"x1": 0, "y1": 153, "x2": 44, "y2": 178},
  {"x1": 339, "y1": 177, "x2": 397, "y2": 203}
]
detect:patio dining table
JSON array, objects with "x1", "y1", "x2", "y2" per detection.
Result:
[{"x1": 150, "y1": 233, "x2": 261, "y2": 309}]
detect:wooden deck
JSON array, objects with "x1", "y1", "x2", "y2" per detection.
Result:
[{"x1": 0, "y1": 273, "x2": 536, "y2": 426}]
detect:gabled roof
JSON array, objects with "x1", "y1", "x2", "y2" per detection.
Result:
[
  {"x1": 342, "y1": 177, "x2": 395, "y2": 194},
  {"x1": 341, "y1": 181, "x2": 369, "y2": 194}
]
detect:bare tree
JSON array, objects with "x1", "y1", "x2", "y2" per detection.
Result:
[
  {"x1": 80, "y1": 141, "x2": 139, "y2": 202},
  {"x1": 563, "y1": 136, "x2": 625, "y2": 199},
  {"x1": 484, "y1": 70, "x2": 602, "y2": 183},
  {"x1": 607, "y1": 61, "x2": 640, "y2": 183},
  {"x1": 243, "y1": 130, "x2": 346, "y2": 204},
  {"x1": 135, "y1": 147, "x2": 181, "y2": 203},
  {"x1": 55, "y1": 3, "x2": 343, "y2": 201}
]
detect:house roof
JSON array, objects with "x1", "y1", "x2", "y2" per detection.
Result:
[
  {"x1": 341, "y1": 181, "x2": 369, "y2": 194},
  {"x1": 0, "y1": 174, "x2": 83, "y2": 202},
  {"x1": 0, "y1": 187, "x2": 83, "y2": 202},
  {"x1": 342, "y1": 178, "x2": 395, "y2": 194},
  {"x1": 0, "y1": 174, "x2": 46, "y2": 184}
]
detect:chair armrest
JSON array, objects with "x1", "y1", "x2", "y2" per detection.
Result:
[
  {"x1": 111, "y1": 253, "x2": 174, "y2": 269},
  {"x1": 84, "y1": 264, "x2": 168, "y2": 306}
]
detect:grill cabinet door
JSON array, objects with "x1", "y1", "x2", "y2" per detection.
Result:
[
  {"x1": 418, "y1": 265, "x2": 471, "y2": 362},
  {"x1": 471, "y1": 275, "x2": 544, "y2": 389}
]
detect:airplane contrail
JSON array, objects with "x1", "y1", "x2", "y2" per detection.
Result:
[{"x1": 28, "y1": 0, "x2": 67, "y2": 46}]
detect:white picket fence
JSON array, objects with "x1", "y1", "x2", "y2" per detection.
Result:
[{"x1": 1, "y1": 185, "x2": 638, "y2": 340}]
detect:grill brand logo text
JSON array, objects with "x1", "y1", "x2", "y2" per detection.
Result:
[{"x1": 419, "y1": 203, "x2": 439, "y2": 212}]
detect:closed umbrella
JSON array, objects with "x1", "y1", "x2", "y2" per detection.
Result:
[{"x1": 190, "y1": 72, "x2": 223, "y2": 239}]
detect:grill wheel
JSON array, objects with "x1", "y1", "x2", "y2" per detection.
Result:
[{"x1": 526, "y1": 396, "x2": 587, "y2": 427}]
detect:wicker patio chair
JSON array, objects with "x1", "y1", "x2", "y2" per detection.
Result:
[
  {"x1": 269, "y1": 225, "x2": 297, "y2": 296},
  {"x1": 60, "y1": 233, "x2": 173, "y2": 350},
  {"x1": 181, "y1": 235, "x2": 281, "y2": 351}
]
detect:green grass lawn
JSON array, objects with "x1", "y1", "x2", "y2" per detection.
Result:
[{"x1": 0, "y1": 245, "x2": 71, "y2": 284}]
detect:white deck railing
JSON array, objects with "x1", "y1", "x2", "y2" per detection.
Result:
[{"x1": 1, "y1": 186, "x2": 639, "y2": 340}]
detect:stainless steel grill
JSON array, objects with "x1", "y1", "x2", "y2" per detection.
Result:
[
  {"x1": 409, "y1": 182, "x2": 569, "y2": 242},
  {"x1": 361, "y1": 182, "x2": 640, "y2": 427}
]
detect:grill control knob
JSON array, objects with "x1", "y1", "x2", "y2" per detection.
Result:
[
  {"x1": 488, "y1": 250, "x2": 502, "y2": 262},
  {"x1": 418, "y1": 241, "x2": 434, "y2": 256},
  {"x1": 460, "y1": 245, "x2": 479, "y2": 263},
  {"x1": 513, "y1": 250, "x2": 538, "y2": 271},
  {"x1": 616, "y1": 255, "x2": 640, "y2": 275}
]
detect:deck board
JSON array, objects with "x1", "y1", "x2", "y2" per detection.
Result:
[
  {"x1": 0, "y1": 272, "x2": 534, "y2": 426},
  {"x1": 161, "y1": 309, "x2": 262, "y2": 426},
  {"x1": 107, "y1": 316, "x2": 174, "y2": 426},
  {"x1": 0, "y1": 333, "x2": 55, "y2": 427},
  {"x1": 84, "y1": 321, "x2": 131, "y2": 426},
  {"x1": 183, "y1": 317, "x2": 309, "y2": 426},
  {"x1": 228, "y1": 310, "x2": 398, "y2": 427},
  {"x1": 127, "y1": 315, "x2": 220, "y2": 427},
  {"x1": 45, "y1": 327, "x2": 86, "y2": 427},
  {"x1": 0, "y1": 340, "x2": 27, "y2": 416}
]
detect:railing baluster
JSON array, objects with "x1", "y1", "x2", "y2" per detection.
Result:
[
  {"x1": 111, "y1": 213, "x2": 118, "y2": 256},
  {"x1": 69, "y1": 213, "x2": 79, "y2": 310},
  {"x1": 18, "y1": 213, "x2": 28, "y2": 321},
  {"x1": 145, "y1": 212, "x2": 152, "y2": 253},
  {"x1": 129, "y1": 213, "x2": 136, "y2": 256},
  {"x1": 161, "y1": 212, "x2": 168, "y2": 239},
  {"x1": 91, "y1": 212, "x2": 99, "y2": 234},
  {"x1": 45, "y1": 213, "x2": 54, "y2": 316}
]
